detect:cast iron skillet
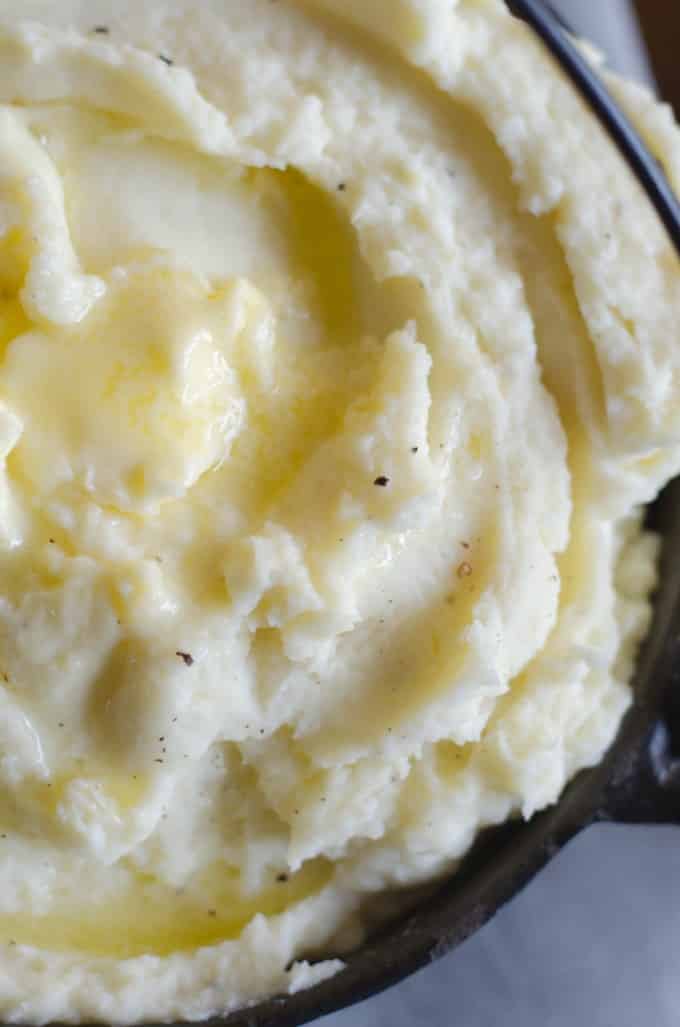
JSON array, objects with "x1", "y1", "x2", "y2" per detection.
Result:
[{"x1": 148, "y1": 3, "x2": 680, "y2": 1026}]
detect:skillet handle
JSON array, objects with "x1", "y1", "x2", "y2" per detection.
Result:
[{"x1": 600, "y1": 716, "x2": 680, "y2": 826}]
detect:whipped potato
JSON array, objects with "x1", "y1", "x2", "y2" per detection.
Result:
[{"x1": 0, "y1": 0, "x2": 677, "y2": 1021}]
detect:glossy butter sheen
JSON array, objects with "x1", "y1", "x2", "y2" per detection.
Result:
[{"x1": 0, "y1": 0, "x2": 677, "y2": 1022}]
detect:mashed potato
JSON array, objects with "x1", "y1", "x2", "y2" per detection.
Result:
[{"x1": 0, "y1": 0, "x2": 677, "y2": 1021}]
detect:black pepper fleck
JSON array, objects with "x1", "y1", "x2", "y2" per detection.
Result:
[
  {"x1": 276, "y1": 873, "x2": 289, "y2": 883},
  {"x1": 48, "y1": 538, "x2": 55, "y2": 544},
  {"x1": 337, "y1": 182, "x2": 346, "y2": 191},
  {"x1": 411, "y1": 447, "x2": 418, "y2": 453},
  {"x1": 158, "y1": 53, "x2": 174, "y2": 65},
  {"x1": 207, "y1": 909, "x2": 217, "y2": 917},
  {"x1": 154, "y1": 758, "x2": 164, "y2": 764},
  {"x1": 92, "y1": 25, "x2": 109, "y2": 34},
  {"x1": 176, "y1": 651, "x2": 194, "y2": 666},
  {"x1": 374, "y1": 476, "x2": 389, "y2": 487}
]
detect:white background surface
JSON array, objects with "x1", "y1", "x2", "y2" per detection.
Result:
[{"x1": 319, "y1": 5, "x2": 680, "y2": 1026}]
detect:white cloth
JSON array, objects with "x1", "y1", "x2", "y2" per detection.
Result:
[{"x1": 552, "y1": 0, "x2": 655, "y2": 85}]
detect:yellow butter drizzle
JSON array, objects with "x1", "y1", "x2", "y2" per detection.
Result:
[{"x1": 0, "y1": 858, "x2": 331, "y2": 958}]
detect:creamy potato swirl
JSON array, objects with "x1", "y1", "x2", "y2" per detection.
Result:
[{"x1": 0, "y1": 0, "x2": 676, "y2": 1021}]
